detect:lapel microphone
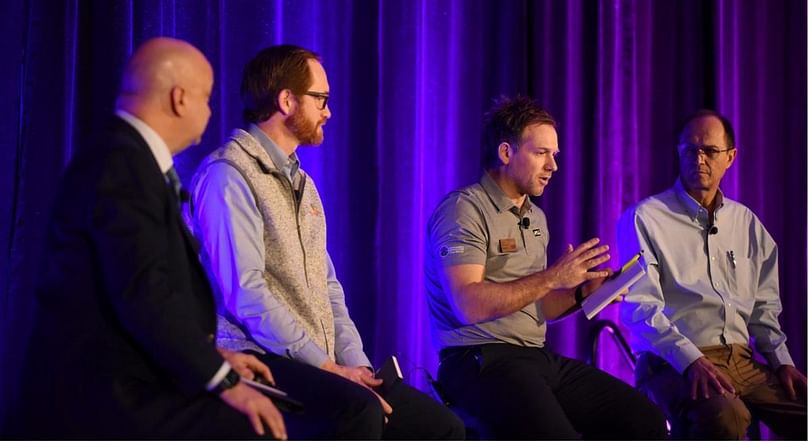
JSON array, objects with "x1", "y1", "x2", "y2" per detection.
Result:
[{"x1": 520, "y1": 217, "x2": 530, "y2": 229}]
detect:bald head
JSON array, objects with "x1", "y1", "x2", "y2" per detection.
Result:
[
  {"x1": 117, "y1": 37, "x2": 214, "y2": 154},
  {"x1": 119, "y1": 37, "x2": 207, "y2": 102}
]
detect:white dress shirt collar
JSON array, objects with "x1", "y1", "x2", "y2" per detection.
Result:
[{"x1": 115, "y1": 109, "x2": 174, "y2": 174}]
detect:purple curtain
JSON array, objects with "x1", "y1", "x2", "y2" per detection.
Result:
[{"x1": 1, "y1": 0, "x2": 805, "y2": 429}]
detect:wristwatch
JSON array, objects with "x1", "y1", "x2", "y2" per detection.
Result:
[
  {"x1": 574, "y1": 286, "x2": 584, "y2": 307},
  {"x1": 211, "y1": 368, "x2": 240, "y2": 395}
]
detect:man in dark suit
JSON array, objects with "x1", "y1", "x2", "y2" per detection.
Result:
[{"x1": 12, "y1": 37, "x2": 286, "y2": 439}]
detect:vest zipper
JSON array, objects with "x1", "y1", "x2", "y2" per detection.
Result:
[
  {"x1": 273, "y1": 170, "x2": 311, "y2": 287},
  {"x1": 294, "y1": 176, "x2": 310, "y2": 287}
]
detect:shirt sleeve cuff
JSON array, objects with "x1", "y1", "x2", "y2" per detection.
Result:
[
  {"x1": 764, "y1": 345, "x2": 795, "y2": 369},
  {"x1": 338, "y1": 348, "x2": 372, "y2": 369},
  {"x1": 290, "y1": 340, "x2": 332, "y2": 368},
  {"x1": 205, "y1": 361, "x2": 232, "y2": 391},
  {"x1": 667, "y1": 343, "x2": 704, "y2": 374}
]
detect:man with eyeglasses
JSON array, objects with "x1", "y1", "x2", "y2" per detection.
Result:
[
  {"x1": 189, "y1": 44, "x2": 464, "y2": 440},
  {"x1": 617, "y1": 109, "x2": 807, "y2": 439}
]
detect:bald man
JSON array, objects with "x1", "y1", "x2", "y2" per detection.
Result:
[{"x1": 11, "y1": 37, "x2": 285, "y2": 439}]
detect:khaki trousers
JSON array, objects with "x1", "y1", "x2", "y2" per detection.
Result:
[{"x1": 636, "y1": 344, "x2": 806, "y2": 440}]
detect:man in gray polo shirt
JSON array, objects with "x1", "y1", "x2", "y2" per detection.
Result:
[{"x1": 425, "y1": 95, "x2": 666, "y2": 439}]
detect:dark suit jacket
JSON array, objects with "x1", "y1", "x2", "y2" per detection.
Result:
[{"x1": 19, "y1": 117, "x2": 224, "y2": 437}]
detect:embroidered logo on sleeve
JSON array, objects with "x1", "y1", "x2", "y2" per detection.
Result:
[{"x1": 439, "y1": 245, "x2": 465, "y2": 257}]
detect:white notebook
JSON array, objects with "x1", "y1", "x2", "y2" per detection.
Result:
[{"x1": 581, "y1": 253, "x2": 646, "y2": 320}]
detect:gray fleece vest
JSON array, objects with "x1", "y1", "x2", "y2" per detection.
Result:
[{"x1": 199, "y1": 129, "x2": 335, "y2": 359}]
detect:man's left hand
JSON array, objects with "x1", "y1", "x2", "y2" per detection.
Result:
[
  {"x1": 580, "y1": 272, "x2": 611, "y2": 296},
  {"x1": 579, "y1": 268, "x2": 626, "y2": 304},
  {"x1": 777, "y1": 364, "x2": 807, "y2": 401},
  {"x1": 218, "y1": 348, "x2": 275, "y2": 385},
  {"x1": 320, "y1": 361, "x2": 393, "y2": 417}
]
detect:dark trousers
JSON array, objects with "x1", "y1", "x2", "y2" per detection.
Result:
[
  {"x1": 636, "y1": 345, "x2": 807, "y2": 440},
  {"x1": 253, "y1": 351, "x2": 465, "y2": 440},
  {"x1": 8, "y1": 371, "x2": 278, "y2": 439},
  {"x1": 438, "y1": 343, "x2": 667, "y2": 440},
  {"x1": 118, "y1": 379, "x2": 280, "y2": 440}
]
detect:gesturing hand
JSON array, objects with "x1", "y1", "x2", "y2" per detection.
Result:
[
  {"x1": 685, "y1": 357, "x2": 736, "y2": 400},
  {"x1": 547, "y1": 238, "x2": 611, "y2": 290},
  {"x1": 220, "y1": 382, "x2": 287, "y2": 439}
]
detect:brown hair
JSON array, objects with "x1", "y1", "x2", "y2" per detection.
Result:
[
  {"x1": 482, "y1": 95, "x2": 556, "y2": 168},
  {"x1": 241, "y1": 45, "x2": 321, "y2": 124}
]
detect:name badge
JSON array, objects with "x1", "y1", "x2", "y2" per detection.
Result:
[
  {"x1": 499, "y1": 238, "x2": 517, "y2": 253},
  {"x1": 532, "y1": 228, "x2": 542, "y2": 237}
]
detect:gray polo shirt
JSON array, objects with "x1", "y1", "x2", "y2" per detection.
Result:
[{"x1": 425, "y1": 172, "x2": 550, "y2": 350}]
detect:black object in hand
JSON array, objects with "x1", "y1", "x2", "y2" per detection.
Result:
[{"x1": 242, "y1": 376, "x2": 305, "y2": 414}]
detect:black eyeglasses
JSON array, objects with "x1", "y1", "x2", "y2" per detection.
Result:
[
  {"x1": 677, "y1": 143, "x2": 735, "y2": 160},
  {"x1": 303, "y1": 91, "x2": 329, "y2": 110}
]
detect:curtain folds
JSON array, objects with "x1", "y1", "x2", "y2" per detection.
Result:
[{"x1": 1, "y1": 0, "x2": 804, "y2": 425}]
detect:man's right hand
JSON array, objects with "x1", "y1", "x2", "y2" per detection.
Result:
[
  {"x1": 218, "y1": 348, "x2": 275, "y2": 385},
  {"x1": 321, "y1": 360, "x2": 394, "y2": 416},
  {"x1": 685, "y1": 357, "x2": 736, "y2": 400},
  {"x1": 220, "y1": 382, "x2": 287, "y2": 440},
  {"x1": 546, "y1": 238, "x2": 611, "y2": 289}
]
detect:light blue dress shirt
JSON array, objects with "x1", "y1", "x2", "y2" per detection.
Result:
[
  {"x1": 191, "y1": 125, "x2": 371, "y2": 369},
  {"x1": 618, "y1": 179, "x2": 793, "y2": 374}
]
